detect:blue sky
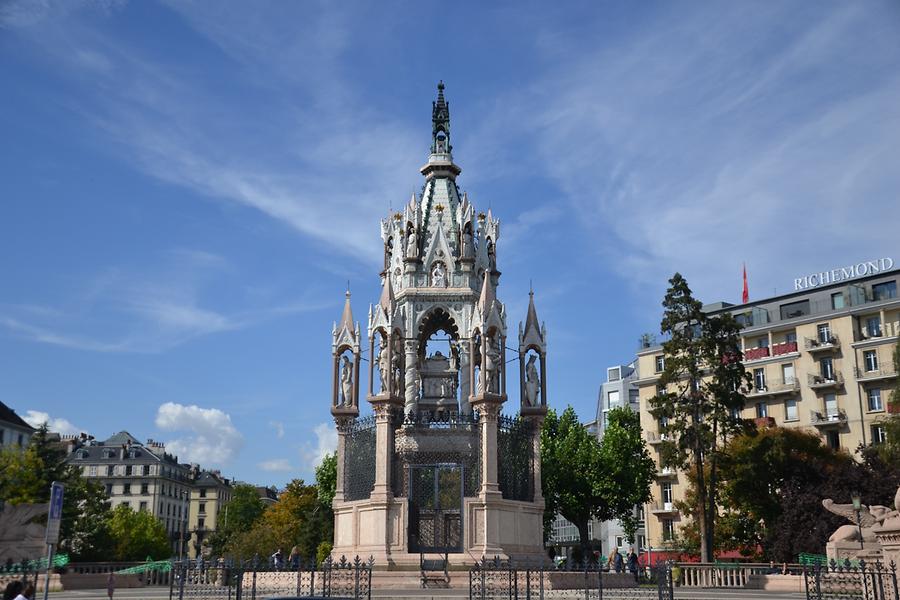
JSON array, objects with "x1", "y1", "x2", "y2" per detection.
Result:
[{"x1": 2, "y1": 0, "x2": 899, "y2": 486}]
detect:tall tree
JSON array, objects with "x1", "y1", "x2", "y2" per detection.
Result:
[
  {"x1": 649, "y1": 273, "x2": 751, "y2": 562},
  {"x1": 541, "y1": 406, "x2": 654, "y2": 558},
  {"x1": 208, "y1": 484, "x2": 266, "y2": 556},
  {"x1": 108, "y1": 504, "x2": 170, "y2": 561},
  {"x1": 315, "y1": 452, "x2": 337, "y2": 508}
]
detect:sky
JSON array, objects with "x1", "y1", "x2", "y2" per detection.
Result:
[{"x1": 1, "y1": 0, "x2": 899, "y2": 486}]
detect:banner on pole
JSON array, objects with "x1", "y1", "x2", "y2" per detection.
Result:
[{"x1": 45, "y1": 481, "x2": 64, "y2": 544}]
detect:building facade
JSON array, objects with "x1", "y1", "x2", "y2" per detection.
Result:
[
  {"x1": 0, "y1": 401, "x2": 35, "y2": 449},
  {"x1": 187, "y1": 471, "x2": 233, "y2": 559},
  {"x1": 636, "y1": 264, "x2": 899, "y2": 551},
  {"x1": 67, "y1": 431, "x2": 194, "y2": 557}
]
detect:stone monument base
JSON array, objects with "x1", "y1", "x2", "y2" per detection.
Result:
[{"x1": 826, "y1": 539, "x2": 883, "y2": 563}]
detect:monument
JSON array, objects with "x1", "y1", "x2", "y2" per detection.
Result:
[
  {"x1": 328, "y1": 83, "x2": 548, "y2": 568},
  {"x1": 823, "y1": 487, "x2": 900, "y2": 564}
]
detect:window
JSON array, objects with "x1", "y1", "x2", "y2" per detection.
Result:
[
  {"x1": 661, "y1": 482, "x2": 673, "y2": 504},
  {"x1": 755, "y1": 402, "x2": 768, "y2": 418},
  {"x1": 89, "y1": 466, "x2": 97, "y2": 477},
  {"x1": 139, "y1": 501, "x2": 148, "y2": 511},
  {"x1": 637, "y1": 505, "x2": 645, "y2": 521},
  {"x1": 824, "y1": 393, "x2": 838, "y2": 417},
  {"x1": 864, "y1": 350, "x2": 879, "y2": 372},
  {"x1": 785, "y1": 332, "x2": 798, "y2": 344},
  {"x1": 662, "y1": 519, "x2": 675, "y2": 541},
  {"x1": 143, "y1": 465, "x2": 150, "y2": 476},
  {"x1": 106, "y1": 484, "x2": 113, "y2": 495},
  {"x1": 608, "y1": 367, "x2": 621, "y2": 382},
  {"x1": 608, "y1": 390, "x2": 620, "y2": 408},
  {"x1": 821, "y1": 357, "x2": 834, "y2": 380},
  {"x1": 17, "y1": 434, "x2": 23, "y2": 446},
  {"x1": 199, "y1": 503, "x2": 206, "y2": 514},
  {"x1": 817, "y1": 323, "x2": 832, "y2": 344},
  {"x1": 103, "y1": 449, "x2": 115, "y2": 459},
  {"x1": 785, "y1": 398, "x2": 798, "y2": 421},
  {"x1": 198, "y1": 517, "x2": 205, "y2": 529},
  {"x1": 872, "y1": 281, "x2": 897, "y2": 301},
  {"x1": 866, "y1": 316, "x2": 882, "y2": 338},
  {"x1": 638, "y1": 535, "x2": 646, "y2": 550},
  {"x1": 782, "y1": 363, "x2": 795, "y2": 385},
  {"x1": 872, "y1": 425, "x2": 887, "y2": 444},
  {"x1": 868, "y1": 388, "x2": 883, "y2": 412},
  {"x1": 754, "y1": 368, "x2": 766, "y2": 390},
  {"x1": 106, "y1": 465, "x2": 114, "y2": 476},
  {"x1": 199, "y1": 488, "x2": 208, "y2": 498},
  {"x1": 831, "y1": 293, "x2": 845, "y2": 309},
  {"x1": 826, "y1": 430, "x2": 840, "y2": 450},
  {"x1": 123, "y1": 484, "x2": 131, "y2": 495},
  {"x1": 780, "y1": 300, "x2": 810, "y2": 320},
  {"x1": 756, "y1": 337, "x2": 769, "y2": 348},
  {"x1": 125, "y1": 465, "x2": 132, "y2": 476},
  {"x1": 141, "y1": 483, "x2": 149, "y2": 495},
  {"x1": 629, "y1": 389, "x2": 639, "y2": 405},
  {"x1": 616, "y1": 536, "x2": 624, "y2": 548},
  {"x1": 655, "y1": 355, "x2": 665, "y2": 373}
]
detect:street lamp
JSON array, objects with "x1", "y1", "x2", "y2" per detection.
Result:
[{"x1": 851, "y1": 492, "x2": 864, "y2": 550}]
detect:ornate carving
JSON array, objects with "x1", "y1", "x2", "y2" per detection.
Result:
[
  {"x1": 406, "y1": 227, "x2": 418, "y2": 259},
  {"x1": 523, "y1": 354, "x2": 540, "y2": 408},
  {"x1": 431, "y1": 261, "x2": 447, "y2": 287},
  {"x1": 339, "y1": 355, "x2": 354, "y2": 407},
  {"x1": 483, "y1": 333, "x2": 502, "y2": 394}
]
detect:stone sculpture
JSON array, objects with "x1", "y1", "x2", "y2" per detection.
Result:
[
  {"x1": 484, "y1": 334, "x2": 501, "y2": 394},
  {"x1": 524, "y1": 354, "x2": 540, "y2": 407},
  {"x1": 406, "y1": 228, "x2": 418, "y2": 259},
  {"x1": 339, "y1": 356, "x2": 353, "y2": 406},
  {"x1": 823, "y1": 496, "x2": 898, "y2": 543},
  {"x1": 0, "y1": 504, "x2": 48, "y2": 563},
  {"x1": 431, "y1": 262, "x2": 446, "y2": 287},
  {"x1": 377, "y1": 337, "x2": 389, "y2": 394}
]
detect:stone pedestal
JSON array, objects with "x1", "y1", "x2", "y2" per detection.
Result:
[
  {"x1": 826, "y1": 539, "x2": 883, "y2": 563},
  {"x1": 875, "y1": 516, "x2": 900, "y2": 566}
]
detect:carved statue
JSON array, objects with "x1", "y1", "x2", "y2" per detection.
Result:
[
  {"x1": 431, "y1": 262, "x2": 446, "y2": 287},
  {"x1": 377, "y1": 337, "x2": 389, "y2": 394},
  {"x1": 391, "y1": 338, "x2": 403, "y2": 393},
  {"x1": 487, "y1": 239, "x2": 496, "y2": 271},
  {"x1": 449, "y1": 340, "x2": 459, "y2": 371},
  {"x1": 339, "y1": 356, "x2": 353, "y2": 407},
  {"x1": 524, "y1": 354, "x2": 540, "y2": 407},
  {"x1": 823, "y1": 498, "x2": 897, "y2": 543},
  {"x1": 484, "y1": 334, "x2": 501, "y2": 394},
  {"x1": 384, "y1": 238, "x2": 393, "y2": 271},
  {"x1": 406, "y1": 227, "x2": 418, "y2": 259},
  {"x1": 462, "y1": 226, "x2": 474, "y2": 259}
]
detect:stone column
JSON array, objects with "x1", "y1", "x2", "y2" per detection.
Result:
[
  {"x1": 370, "y1": 403, "x2": 394, "y2": 500},
  {"x1": 332, "y1": 417, "x2": 353, "y2": 504},
  {"x1": 459, "y1": 345, "x2": 471, "y2": 414},
  {"x1": 529, "y1": 414, "x2": 545, "y2": 505},
  {"x1": 404, "y1": 340, "x2": 418, "y2": 417},
  {"x1": 477, "y1": 402, "x2": 501, "y2": 495}
]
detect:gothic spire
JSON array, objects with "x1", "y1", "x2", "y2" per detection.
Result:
[
  {"x1": 478, "y1": 274, "x2": 496, "y2": 313},
  {"x1": 523, "y1": 289, "x2": 540, "y2": 338},
  {"x1": 379, "y1": 275, "x2": 394, "y2": 315},
  {"x1": 431, "y1": 80, "x2": 451, "y2": 155},
  {"x1": 338, "y1": 289, "x2": 354, "y2": 332}
]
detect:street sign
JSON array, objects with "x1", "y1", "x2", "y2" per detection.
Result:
[{"x1": 45, "y1": 481, "x2": 64, "y2": 544}]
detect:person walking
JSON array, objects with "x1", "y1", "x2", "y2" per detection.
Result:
[
  {"x1": 607, "y1": 547, "x2": 624, "y2": 573},
  {"x1": 289, "y1": 546, "x2": 301, "y2": 570},
  {"x1": 13, "y1": 583, "x2": 34, "y2": 600},
  {"x1": 3, "y1": 581, "x2": 24, "y2": 600},
  {"x1": 106, "y1": 571, "x2": 116, "y2": 600},
  {"x1": 271, "y1": 548, "x2": 284, "y2": 570},
  {"x1": 626, "y1": 548, "x2": 639, "y2": 583}
]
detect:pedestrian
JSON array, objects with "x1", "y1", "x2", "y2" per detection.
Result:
[
  {"x1": 626, "y1": 548, "x2": 639, "y2": 582},
  {"x1": 289, "y1": 546, "x2": 301, "y2": 570},
  {"x1": 3, "y1": 581, "x2": 23, "y2": 600},
  {"x1": 271, "y1": 548, "x2": 284, "y2": 570},
  {"x1": 13, "y1": 583, "x2": 34, "y2": 600},
  {"x1": 607, "y1": 547, "x2": 624, "y2": 573},
  {"x1": 107, "y1": 571, "x2": 116, "y2": 600}
]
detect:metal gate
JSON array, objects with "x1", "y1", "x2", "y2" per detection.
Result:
[
  {"x1": 804, "y1": 559, "x2": 899, "y2": 600},
  {"x1": 409, "y1": 464, "x2": 463, "y2": 553}
]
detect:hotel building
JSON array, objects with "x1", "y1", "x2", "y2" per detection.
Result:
[
  {"x1": 187, "y1": 470, "x2": 233, "y2": 559},
  {"x1": 635, "y1": 263, "x2": 899, "y2": 550}
]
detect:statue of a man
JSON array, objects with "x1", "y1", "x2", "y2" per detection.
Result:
[
  {"x1": 483, "y1": 334, "x2": 501, "y2": 394},
  {"x1": 431, "y1": 262, "x2": 446, "y2": 287},
  {"x1": 462, "y1": 227, "x2": 474, "y2": 259},
  {"x1": 377, "y1": 337, "x2": 389, "y2": 394},
  {"x1": 391, "y1": 338, "x2": 403, "y2": 393},
  {"x1": 524, "y1": 354, "x2": 540, "y2": 407},
  {"x1": 406, "y1": 228, "x2": 418, "y2": 259},
  {"x1": 340, "y1": 356, "x2": 353, "y2": 406}
]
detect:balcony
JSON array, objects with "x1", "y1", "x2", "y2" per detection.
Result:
[
  {"x1": 810, "y1": 409, "x2": 847, "y2": 428},
  {"x1": 750, "y1": 377, "x2": 800, "y2": 397},
  {"x1": 650, "y1": 501, "x2": 679, "y2": 515},
  {"x1": 657, "y1": 467, "x2": 677, "y2": 479},
  {"x1": 744, "y1": 347, "x2": 770, "y2": 361},
  {"x1": 772, "y1": 341, "x2": 799, "y2": 357},
  {"x1": 854, "y1": 366, "x2": 898, "y2": 382},
  {"x1": 645, "y1": 431, "x2": 671, "y2": 446},
  {"x1": 808, "y1": 372, "x2": 844, "y2": 389},
  {"x1": 805, "y1": 336, "x2": 840, "y2": 353}
]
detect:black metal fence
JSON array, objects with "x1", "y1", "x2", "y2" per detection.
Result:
[
  {"x1": 469, "y1": 556, "x2": 673, "y2": 600},
  {"x1": 804, "y1": 559, "x2": 898, "y2": 600},
  {"x1": 170, "y1": 555, "x2": 374, "y2": 600}
]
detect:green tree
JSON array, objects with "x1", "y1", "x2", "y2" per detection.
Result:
[
  {"x1": 649, "y1": 273, "x2": 751, "y2": 562},
  {"x1": 316, "y1": 452, "x2": 337, "y2": 508},
  {"x1": 209, "y1": 483, "x2": 266, "y2": 555},
  {"x1": 108, "y1": 504, "x2": 170, "y2": 561},
  {"x1": 541, "y1": 406, "x2": 653, "y2": 558},
  {"x1": 597, "y1": 407, "x2": 656, "y2": 544}
]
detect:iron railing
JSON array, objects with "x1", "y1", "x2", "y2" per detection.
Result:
[{"x1": 804, "y1": 559, "x2": 898, "y2": 600}]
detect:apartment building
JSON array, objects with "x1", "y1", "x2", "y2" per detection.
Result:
[
  {"x1": 187, "y1": 470, "x2": 233, "y2": 559},
  {"x1": 0, "y1": 400, "x2": 35, "y2": 449},
  {"x1": 635, "y1": 262, "x2": 899, "y2": 551},
  {"x1": 67, "y1": 431, "x2": 194, "y2": 556}
]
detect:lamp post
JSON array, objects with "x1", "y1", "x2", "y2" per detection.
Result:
[{"x1": 851, "y1": 492, "x2": 864, "y2": 550}]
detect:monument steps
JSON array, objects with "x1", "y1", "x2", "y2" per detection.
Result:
[{"x1": 369, "y1": 570, "x2": 469, "y2": 590}]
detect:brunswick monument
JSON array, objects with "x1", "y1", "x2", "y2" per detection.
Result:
[{"x1": 328, "y1": 83, "x2": 548, "y2": 567}]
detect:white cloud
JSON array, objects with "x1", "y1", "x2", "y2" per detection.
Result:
[
  {"x1": 155, "y1": 402, "x2": 243, "y2": 466},
  {"x1": 23, "y1": 410, "x2": 84, "y2": 436},
  {"x1": 258, "y1": 458, "x2": 292, "y2": 472},
  {"x1": 269, "y1": 421, "x2": 285, "y2": 439},
  {"x1": 300, "y1": 422, "x2": 337, "y2": 469}
]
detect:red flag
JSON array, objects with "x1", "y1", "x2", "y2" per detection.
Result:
[{"x1": 742, "y1": 263, "x2": 749, "y2": 304}]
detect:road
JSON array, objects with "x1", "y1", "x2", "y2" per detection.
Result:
[{"x1": 53, "y1": 588, "x2": 809, "y2": 600}]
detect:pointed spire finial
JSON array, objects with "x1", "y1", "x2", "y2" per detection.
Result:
[
  {"x1": 338, "y1": 287, "x2": 354, "y2": 332},
  {"x1": 379, "y1": 275, "x2": 394, "y2": 315},
  {"x1": 431, "y1": 81, "x2": 451, "y2": 155},
  {"x1": 479, "y1": 274, "x2": 495, "y2": 313}
]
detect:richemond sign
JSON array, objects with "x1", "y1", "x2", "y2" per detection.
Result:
[{"x1": 794, "y1": 257, "x2": 894, "y2": 291}]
